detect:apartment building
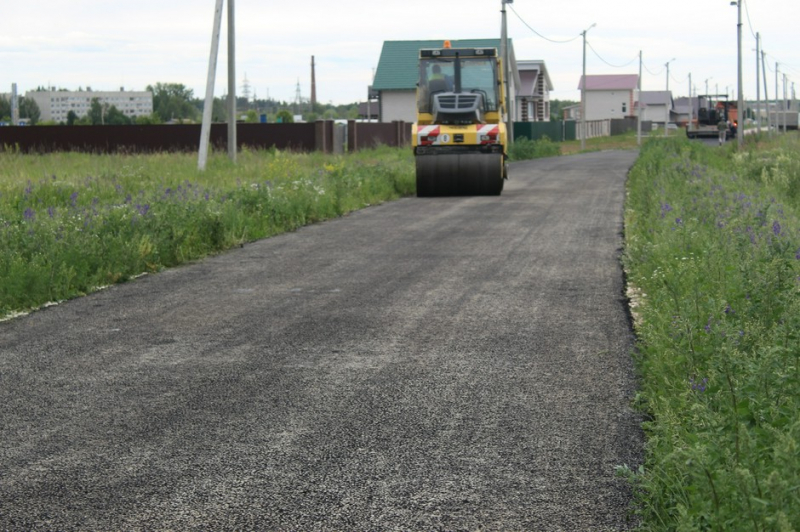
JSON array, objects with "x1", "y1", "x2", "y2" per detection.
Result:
[{"x1": 26, "y1": 89, "x2": 153, "y2": 123}]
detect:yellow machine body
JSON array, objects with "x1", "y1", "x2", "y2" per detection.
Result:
[{"x1": 412, "y1": 45, "x2": 508, "y2": 196}]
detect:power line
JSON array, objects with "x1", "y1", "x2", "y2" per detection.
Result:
[
  {"x1": 586, "y1": 41, "x2": 638, "y2": 68},
  {"x1": 508, "y1": 4, "x2": 581, "y2": 44},
  {"x1": 671, "y1": 72, "x2": 690, "y2": 85},
  {"x1": 642, "y1": 61, "x2": 665, "y2": 77},
  {"x1": 742, "y1": 0, "x2": 757, "y2": 39}
]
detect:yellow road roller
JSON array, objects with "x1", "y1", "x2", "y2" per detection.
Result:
[{"x1": 412, "y1": 42, "x2": 508, "y2": 196}]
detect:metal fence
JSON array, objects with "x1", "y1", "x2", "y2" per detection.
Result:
[
  {"x1": 0, "y1": 121, "x2": 413, "y2": 154},
  {"x1": 513, "y1": 121, "x2": 576, "y2": 142}
]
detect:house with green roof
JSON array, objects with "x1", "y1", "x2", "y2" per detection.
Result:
[{"x1": 371, "y1": 39, "x2": 522, "y2": 123}]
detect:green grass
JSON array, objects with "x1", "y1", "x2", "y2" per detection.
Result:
[
  {"x1": 508, "y1": 136, "x2": 561, "y2": 161},
  {"x1": 623, "y1": 133, "x2": 800, "y2": 530},
  {"x1": 0, "y1": 146, "x2": 414, "y2": 318}
]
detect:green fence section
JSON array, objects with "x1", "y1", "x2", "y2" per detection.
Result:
[{"x1": 513, "y1": 121, "x2": 576, "y2": 142}]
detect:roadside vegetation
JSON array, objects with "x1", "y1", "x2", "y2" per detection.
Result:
[
  {"x1": 0, "y1": 147, "x2": 414, "y2": 318},
  {"x1": 623, "y1": 133, "x2": 800, "y2": 529},
  {"x1": 508, "y1": 136, "x2": 561, "y2": 160}
]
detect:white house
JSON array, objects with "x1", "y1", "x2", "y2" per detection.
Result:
[{"x1": 577, "y1": 74, "x2": 639, "y2": 120}]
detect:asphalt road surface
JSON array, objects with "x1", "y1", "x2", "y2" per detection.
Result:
[{"x1": 0, "y1": 150, "x2": 643, "y2": 531}]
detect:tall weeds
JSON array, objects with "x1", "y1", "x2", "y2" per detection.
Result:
[
  {"x1": 624, "y1": 135, "x2": 800, "y2": 530},
  {"x1": 0, "y1": 147, "x2": 414, "y2": 317}
]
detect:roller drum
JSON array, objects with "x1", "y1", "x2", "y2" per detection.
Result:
[{"x1": 416, "y1": 153, "x2": 504, "y2": 197}]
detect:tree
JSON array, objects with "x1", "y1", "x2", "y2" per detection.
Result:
[
  {"x1": 276, "y1": 110, "x2": 294, "y2": 123},
  {"x1": 0, "y1": 96, "x2": 10, "y2": 122},
  {"x1": 245, "y1": 109, "x2": 259, "y2": 123},
  {"x1": 18, "y1": 97, "x2": 41, "y2": 125},
  {"x1": 104, "y1": 105, "x2": 132, "y2": 125},
  {"x1": 66, "y1": 110, "x2": 78, "y2": 126},
  {"x1": 147, "y1": 82, "x2": 200, "y2": 123},
  {"x1": 87, "y1": 98, "x2": 105, "y2": 125},
  {"x1": 193, "y1": 97, "x2": 229, "y2": 122},
  {"x1": 135, "y1": 113, "x2": 163, "y2": 125},
  {"x1": 549, "y1": 99, "x2": 578, "y2": 121}
]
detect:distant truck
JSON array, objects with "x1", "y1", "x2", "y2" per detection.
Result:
[{"x1": 686, "y1": 95, "x2": 734, "y2": 140}]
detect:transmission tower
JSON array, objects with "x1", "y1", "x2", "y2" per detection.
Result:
[
  {"x1": 241, "y1": 72, "x2": 252, "y2": 107},
  {"x1": 294, "y1": 78, "x2": 302, "y2": 115}
]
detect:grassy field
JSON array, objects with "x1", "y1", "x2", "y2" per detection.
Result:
[
  {"x1": 0, "y1": 146, "x2": 414, "y2": 318},
  {"x1": 623, "y1": 133, "x2": 800, "y2": 530}
]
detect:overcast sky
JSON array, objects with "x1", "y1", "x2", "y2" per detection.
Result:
[{"x1": 2, "y1": 0, "x2": 798, "y2": 105}]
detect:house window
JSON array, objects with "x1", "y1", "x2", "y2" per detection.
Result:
[{"x1": 622, "y1": 102, "x2": 627, "y2": 113}]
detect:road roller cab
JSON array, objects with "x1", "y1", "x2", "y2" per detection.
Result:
[{"x1": 413, "y1": 43, "x2": 508, "y2": 196}]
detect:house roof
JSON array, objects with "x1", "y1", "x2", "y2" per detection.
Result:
[
  {"x1": 639, "y1": 90, "x2": 673, "y2": 106},
  {"x1": 372, "y1": 39, "x2": 518, "y2": 91},
  {"x1": 577, "y1": 74, "x2": 638, "y2": 91},
  {"x1": 517, "y1": 60, "x2": 554, "y2": 94}
]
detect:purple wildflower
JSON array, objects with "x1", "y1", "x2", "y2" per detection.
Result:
[
  {"x1": 47, "y1": 206, "x2": 56, "y2": 218},
  {"x1": 690, "y1": 377, "x2": 708, "y2": 393},
  {"x1": 795, "y1": 248, "x2": 800, "y2": 260},
  {"x1": 23, "y1": 208, "x2": 35, "y2": 221},
  {"x1": 772, "y1": 221, "x2": 782, "y2": 236},
  {"x1": 70, "y1": 191, "x2": 79, "y2": 207},
  {"x1": 675, "y1": 218, "x2": 683, "y2": 225}
]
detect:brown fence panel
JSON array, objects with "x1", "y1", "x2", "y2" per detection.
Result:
[
  {"x1": 347, "y1": 121, "x2": 412, "y2": 152},
  {"x1": 0, "y1": 123, "x2": 317, "y2": 154},
  {"x1": 0, "y1": 121, "x2": 417, "y2": 154}
]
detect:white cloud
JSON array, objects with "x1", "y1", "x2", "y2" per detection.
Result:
[{"x1": 2, "y1": 0, "x2": 798, "y2": 104}]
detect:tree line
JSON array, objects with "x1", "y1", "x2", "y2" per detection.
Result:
[
  {"x1": 2, "y1": 84, "x2": 576, "y2": 125},
  {"x1": 1, "y1": 82, "x2": 364, "y2": 126}
]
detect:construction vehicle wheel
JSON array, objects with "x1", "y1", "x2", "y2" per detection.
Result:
[{"x1": 416, "y1": 153, "x2": 504, "y2": 197}]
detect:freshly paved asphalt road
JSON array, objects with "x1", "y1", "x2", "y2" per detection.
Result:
[{"x1": 0, "y1": 150, "x2": 643, "y2": 531}]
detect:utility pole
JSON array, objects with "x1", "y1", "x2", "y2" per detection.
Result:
[
  {"x1": 227, "y1": 0, "x2": 237, "y2": 162},
  {"x1": 761, "y1": 50, "x2": 770, "y2": 136},
  {"x1": 500, "y1": 0, "x2": 513, "y2": 145},
  {"x1": 735, "y1": 0, "x2": 743, "y2": 148},
  {"x1": 664, "y1": 58, "x2": 675, "y2": 138},
  {"x1": 688, "y1": 72, "x2": 693, "y2": 134},
  {"x1": 310, "y1": 56, "x2": 317, "y2": 112},
  {"x1": 783, "y1": 73, "x2": 788, "y2": 133},
  {"x1": 580, "y1": 23, "x2": 596, "y2": 150},
  {"x1": 775, "y1": 62, "x2": 779, "y2": 134},
  {"x1": 637, "y1": 51, "x2": 642, "y2": 146},
  {"x1": 10, "y1": 83, "x2": 19, "y2": 125},
  {"x1": 198, "y1": 0, "x2": 225, "y2": 171},
  {"x1": 755, "y1": 33, "x2": 761, "y2": 131}
]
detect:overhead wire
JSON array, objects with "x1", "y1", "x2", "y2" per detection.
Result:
[
  {"x1": 642, "y1": 61, "x2": 665, "y2": 77},
  {"x1": 742, "y1": 0, "x2": 757, "y2": 39},
  {"x1": 507, "y1": 4, "x2": 581, "y2": 44},
  {"x1": 671, "y1": 72, "x2": 690, "y2": 85},
  {"x1": 586, "y1": 41, "x2": 638, "y2": 69}
]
